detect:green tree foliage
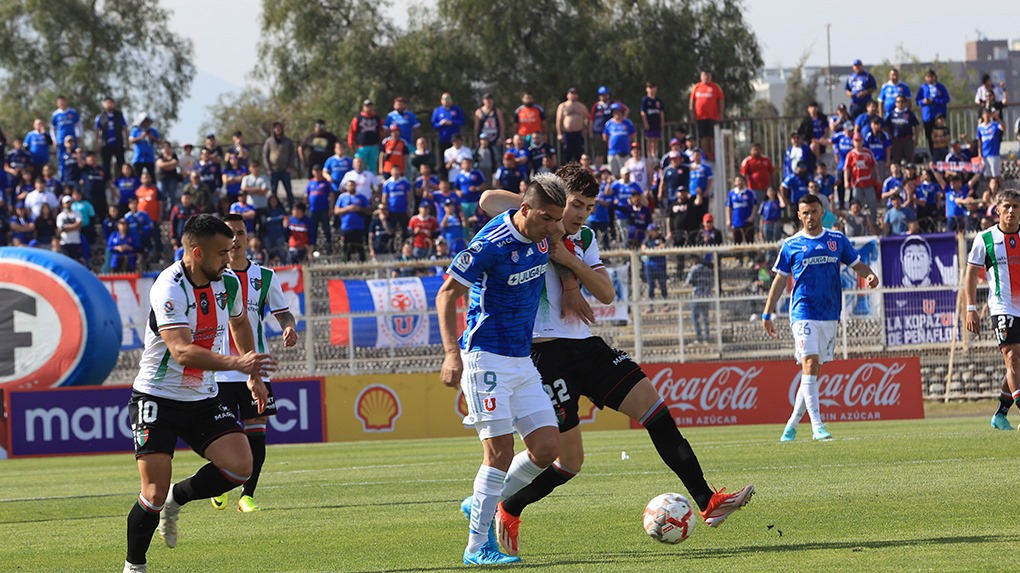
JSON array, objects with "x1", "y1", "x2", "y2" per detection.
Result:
[
  {"x1": 0, "y1": 0, "x2": 194, "y2": 136},
  {"x1": 783, "y1": 53, "x2": 821, "y2": 117},
  {"x1": 198, "y1": 88, "x2": 284, "y2": 150},
  {"x1": 247, "y1": 0, "x2": 763, "y2": 138}
]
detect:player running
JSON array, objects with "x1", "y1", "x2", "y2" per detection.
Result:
[
  {"x1": 477, "y1": 163, "x2": 754, "y2": 557},
  {"x1": 966, "y1": 189, "x2": 1020, "y2": 431},
  {"x1": 123, "y1": 214, "x2": 274, "y2": 573},
  {"x1": 436, "y1": 174, "x2": 566, "y2": 565},
  {"x1": 210, "y1": 214, "x2": 299, "y2": 512},
  {"x1": 763, "y1": 194, "x2": 879, "y2": 442}
]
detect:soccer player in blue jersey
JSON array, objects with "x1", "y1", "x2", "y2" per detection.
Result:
[
  {"x1": 436, "y1": 174, "x2": 566, "y2": 565},
  {"x1": 763, "y1": 194, "x2": 879, "y2": 441}
]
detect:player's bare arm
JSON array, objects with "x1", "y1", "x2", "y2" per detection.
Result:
[
  {"x1": 548, "y1": 240, "x2": 614, "y2": 304},
  {"x1": 761, "y1": 271, "x2": 786, "y2": 338},
  {"x1": 159, "y1": 325, "x2": 272, "y2": 377},
  {"x1": 478, "y1": 188, "x2": 522, "y2": 216},
  {"x1": 275, "y1": 310, "x2": 299, "y2": 347},
  {"x1": 228, "y1": 312, "x2": 272, "y2": 412},
  {"x1": 964, "y1": 262, "x2": 982, "y2": 335},
  {"x1": 436, "y1": 276, "x2": 470, "y2": 387},
  {"x1": 851, "y1": 262, "x2": 880, "y2": 288},
  {"x1": 559, "y1": 272, "x2": 595, "y2": 324}
]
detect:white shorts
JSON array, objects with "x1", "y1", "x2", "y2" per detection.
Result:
[
  {"x1": 984, "y1": 156, "x2": 1002, "y2": 178},
  {"x1": 460, "y1": 350, "x2": 557, "y2": 440},
  {"x1": 792, "y1": 320, "x2": 839, "y2": 365}
]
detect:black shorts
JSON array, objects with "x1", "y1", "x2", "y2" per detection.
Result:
[
  {"x1": 216, "y1": 381, "x2": 278, "y2": 420},
  {"x1": 129, "y1": 391, "x2": 243, "y2": 458},
  {"x1": 531, "y1": 337, "x2": 646, "y2": 432},
  {"x1": 696, "y1": 119, "x2": 716, "y2": 139},
  {"x1": 992, "y1": 315, "x2": 1020, "y2": 347}
]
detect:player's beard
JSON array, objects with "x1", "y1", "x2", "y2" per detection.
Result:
[{"x1": 203, "y1": 259, "x2": 226, "y2": 281}]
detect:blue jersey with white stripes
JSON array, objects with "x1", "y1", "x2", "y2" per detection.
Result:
[
  {"x1": 772, "y1": 229, "x2": 860, "y2": 322},
  {"x1": 447, "y1": 210, "x2": 549, "y2": 357}
]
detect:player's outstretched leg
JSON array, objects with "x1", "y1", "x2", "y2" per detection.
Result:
[
  {"x1": 991, "y1": 380, "x2": 1014, "y2": 430},
  {"x1": 125, "y1": 493, "x2": 162, "y2": 571},
  {"x1": 238, "y1": 419, "x2": 269, "y2": 512},
  {"x1": 461, "y1": 496, "x2": 498, "y2": 551},
  {"x1": 619, "y1": 380, "x2": 754, "y2": 527},
  {"x1": 781, "y1": 388, "x2": 807, "y2": 441}
]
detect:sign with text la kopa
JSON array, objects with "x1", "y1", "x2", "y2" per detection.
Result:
[{"x1": 636, "y1": 357, "x2": 924, "y2": 428}]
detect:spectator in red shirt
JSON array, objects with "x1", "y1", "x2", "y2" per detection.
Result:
[
  {"x1": 380, "y1": 124, "x2": 409, "y2": 174},
  {"x1": 844, "y1": 133, "x2": 880, "y2": 230},
  {"x1": 689, "y1": 70, "x2": 725, "y2": 160},
  {"x1": 135, "y1": 170, "x2": 161, "y2": 222},
  {"x1": 514, "y1": 92, "x2": 546, "y2": 144},
  {"x1": 739, "y1": 142, "x2": 775, "y2": 204},
  {"x1": 407, "y1": 202, "x2": 439, "y2": 258}
]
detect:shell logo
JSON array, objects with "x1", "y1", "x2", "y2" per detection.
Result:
[
  {"x1": 578, "y1": 396, "x2": 598, "y2": 424},
  {"x1": 455, "y1": 390, "x2": 469, "y2": 418},
  {"x1": 355, "y1": 384, "x2": 402, "y2": 432}
]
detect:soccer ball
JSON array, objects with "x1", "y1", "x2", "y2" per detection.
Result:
[{"x1": 643, "y1": 493, "x2": 696, "y2": 544}]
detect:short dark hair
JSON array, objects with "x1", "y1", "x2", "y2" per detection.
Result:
[
  {"x1": 293, "y1": 201, "x2": 307, "y2": 211},
  {"x1": 223, "y1": 213, "x2": 246, "y2": 223},
  {"x1": 523, "y1": 173, "x2": 567, "y2": 208},
  {"x1": 182, "y1": 214, "x2": 233, "y2": 247},
  {"x1": 555, "y1": 162, "x2": 598, "y2": 198},
  {"x1": 798, "y1": 194, "x2": 822, "y2": 208}
]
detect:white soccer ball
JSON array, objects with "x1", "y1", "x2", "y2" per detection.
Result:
[{"x1": 643, "y1": 493, "x2": 696, "y2": 544}]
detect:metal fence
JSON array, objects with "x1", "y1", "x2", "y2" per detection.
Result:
[{"x1": 104, "y1": 236, "x2": 1003, "y2": 402}]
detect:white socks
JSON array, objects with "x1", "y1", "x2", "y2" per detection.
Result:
[
  {"x1": 501, "y1": 451, "x2": 546, "y2": 501},
  {"x1": 467, "y1": 465, "x2": 506, "y2": 553}
]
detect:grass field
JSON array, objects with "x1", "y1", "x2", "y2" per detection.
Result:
[{"x1": 0, "y1": 408, "x2": 1014, "y2": 573}]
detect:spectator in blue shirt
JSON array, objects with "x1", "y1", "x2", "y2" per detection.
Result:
[
  {"x1": 493, "y1": 152, "x2": 524, "y2": 195},
  {"x1": 93, "y1": 97, "x2": 128, "y2": 176},
  {"x1": 915, "y1": 69, "x2": 951, "y2": 157},
  {"x1": 384, "y1": 96, "x2": 420, "y2": 148},
  {"x1": 455, "y1": 157, "x2": 486, "y2": 218},
  {"x1": 305, "y1": 164, "x2": 334, "y2": 254},
  {"x1": 882, "y1": 193, "x2": 915, "y2": 235},
  {"x1": 128, "y1": 113, "x2": 160, "y2": 180},
  {"x1": 51, "y1": 96, "x2": 81, "y2": 147},
  {"x1": 334, "y1": 179, "x2": 370, "y2": 262},
  {"x1": 687, "y1": 150, "x2": 713, "y2": 199},
  {"x1": 262, "y1": 194, "x2": 289, "y2": 262},
  {"x1": 864, "y1": 120, "x2": 891, "y2": 182},
  {"x1": 643, "y1": 224, "x2": 668, "y2": 308},
  {"x1": 845, "y1": 59, "x2": 877, "y2": 119},
  {"x1": 382, "y1": 165, "x2": 413, "y2": 232},
  {"x1": 783, "y1": 131, "x2": 815, "y2": 179},
  {"x1": 323, "y1": 141, "x2": 353, "y2": 193},
  {"x1": 977, "y1": 107, "x2": 1004, "y2": 182},
  {"x1": 758, "y1": 186, "x2": 783, "y2": 242},
  {"x1": 602, "y1": 103, "x2": 636, "y2": 176},
  {"x1": 228, "y1": 191, "x2": 257, "y2": 234},
  {"x1": 115, "y1": 164, "x2": 140, "y2": 210},
  {"x1": 431, "y1": 92, "x2": 465, "y2": 175},
  {"x1": 24, "y1": 119, "x2": 52, "y2": 178},
  {"x1": 438, "y1": 199, "x2": 467, "y2": 253},
  {"x1": 855, "y1": 101, "x2": 882, "y2": 137},
  {"x1": 885, "y1": 96, "x2": 919, "y2": 165},
  {"x1": 781, "y1": 162, "x2": 811, "y2": 206},
  {"x1": 625, "y1": 190, "x2": 652, "y2": 249},
  {"x1": 640, "y1": 81, "x2": 665, "y2": 157},
  {"x1": 878, "y1": 69, "x2": 911, "y2": 117},
  {"x1": 588, "y1": 170, "x2": 615, "y2": 250},
  {"x1": 108, "y1": 219, "x2": 140, "y2": 272},
  {"x1": 726, "y1": 174, "x2": 758, "y2": 245}
]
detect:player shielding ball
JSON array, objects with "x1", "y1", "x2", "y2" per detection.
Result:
[
  {"x1": 436, "y1": 174, "x2": 566, "y2": 565},
  {"x1": 210, "y1": 214, "x2": 299, "y2": 513},
  {"x1": 966, "y1": 189, "x2": 1020, "y2": 430},
  {"x1": 763, "y1": 194, "x2": 879, "y2": 441},
  {"x1": 478, "y1": 163, "x2": 753, "y2": 557},
  {"x1": 123, "y1": 214, "x2": 275, "y2": 573}
]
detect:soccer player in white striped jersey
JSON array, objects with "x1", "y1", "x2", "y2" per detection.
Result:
[
  {"x1": 210, "y1": 214, "x2": 299, "y2": 512},
  {"x1": 477, "y1": 163, "x2": 754, "y2": 557},
  {"x1": 966, "y1": 188, "x2": 1020, "y2": 431},
  {"x1": 123, "y1": 215, "x2": 275, "y2": 573}
]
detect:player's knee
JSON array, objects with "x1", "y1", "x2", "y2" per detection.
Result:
[
  {"x1": 529, "y1": 439, "x2": 559, "y2": 468},
  {"x1": 141, "y1": 483, "x2": 169, "y2": 507},
  {"x1": 557, "y1": 448, "x2": 584, "y2": 471}
]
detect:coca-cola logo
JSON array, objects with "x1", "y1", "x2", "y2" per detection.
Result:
[
  {"x1": 650, "y1": 367, "x2": 760, "y2": 412},
  {"x1": 789, "y1": 362, "x2": 904, "y2": 408}
]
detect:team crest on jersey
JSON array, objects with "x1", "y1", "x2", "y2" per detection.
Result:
[
  {"x1": 827, "y1": 240, "x2": 837, "y2": 251},
  {"x1": 199, "y1": 291, "x2": 210, "y2": 314},
  {"x1": 1011, "y1": 236, "x2": 1017, "y2": 249},
  {"x1": 537, "y1": 238, "x2": 549, "y2": 253},
  {"x1": 469, "y1": 241, "x2": 484, "y2": 253},
  {"x1": 511, "y1": 250, "x2": 519, "y2": 262},
  {"x1": 483, "y1": 398, "x2": 497, "y2": 412},
  {"x1": 250, "y1": 276, "x2": 263, "y2": 291},
  {"x1": 215, "y1": 291, "x2": 228, "y2": 310}
]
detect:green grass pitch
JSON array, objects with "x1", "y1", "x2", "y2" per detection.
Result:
[{"x1": 0, "y1": 414, "x2": 1012, "y2": 572}]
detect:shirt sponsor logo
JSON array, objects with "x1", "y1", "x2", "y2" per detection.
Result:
[
  {"x1": 507, "y1": 264, "x2": 547, "y2": 286},
  {"x1": 454, "y1": 252, "x2": 472, "y2": 272}
]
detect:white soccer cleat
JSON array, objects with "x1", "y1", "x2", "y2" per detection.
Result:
[
  {"x1": 158, "y1": 488, "x2": 180, "y2": 549},
  {"x1": 123, "y1": 560, "x2": 146, "y2": 572}
]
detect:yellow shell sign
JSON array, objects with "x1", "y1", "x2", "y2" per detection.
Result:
[{"x1": 355, "y1": 384, "x2": 402, "y2": 432}]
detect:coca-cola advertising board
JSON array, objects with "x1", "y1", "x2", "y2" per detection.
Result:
[{"x1": 636, "y1": 357, "x2": 924, "y2": 428}]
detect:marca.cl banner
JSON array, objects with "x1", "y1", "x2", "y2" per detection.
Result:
[
  {"x1": 880, "y1": 232, "x2": 959, "y2": 347},
  {"x1": 100, "y1": 265, "x2": 305, "y2": 351},
  {"x1": 636, "y1": 357, "x2": 923, "y2": 428},
  {"x1": 4, "y1": 379, "x2": 325, "y2": 457}
]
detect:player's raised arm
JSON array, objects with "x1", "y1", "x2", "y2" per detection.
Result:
[
  {"x1": 549, "y1": 240, "x2": 614, "y2": 304},
  {"x1": 436, "y1": 276, "x2": 470, "y2": 387},
  {"x1": 478, "y1": 188, "x2": 522, "y2": 215}
]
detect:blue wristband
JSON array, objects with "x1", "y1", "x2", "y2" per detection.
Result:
[{"x1": 762, "y1": 313, "x2": 775, "y2": 321}]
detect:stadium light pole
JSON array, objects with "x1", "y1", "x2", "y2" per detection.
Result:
[{"x1": 826, "y1": 23, "x2": 834, "y2": 113}]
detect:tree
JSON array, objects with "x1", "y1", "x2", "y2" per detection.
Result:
[
  {"x1": 0, "y1": 0, "x2": 194, "y2": 138},
  {"x1": 783, "y1": 53, "x2": 821, "y2": 117},
  {"x1": 198, "y1": 88, "x2": 286, "y2": 154}
]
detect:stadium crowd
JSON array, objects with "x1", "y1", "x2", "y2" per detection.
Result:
[{"x1": 0, "y1": 63, "x2": 1014, "y2": 278}]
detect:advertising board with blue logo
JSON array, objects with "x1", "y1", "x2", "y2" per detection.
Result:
[{"x1": 3, "y1": 379, "x2": 325, "y2": 457}]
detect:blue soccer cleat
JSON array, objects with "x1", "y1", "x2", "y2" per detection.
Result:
[
  {"x1": 780, "y1": 426, "x2": 797, "y2": 442},
  {"x1": 463, "y1": 546, "x2": 521, "y2": 565},
  {"x1": 991, "y1": 413, "x2": 1014, "y2": 431},
  {"x1": 461, "y1": 496, "x2": 499, "y2": 552},
  {"x1": 812, "y1": 425, "x2": 833, "y2": 441}
]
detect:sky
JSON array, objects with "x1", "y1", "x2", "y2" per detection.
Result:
[{"x1": 162, "y1": 0, "x2": 1020, "y2": 142}]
